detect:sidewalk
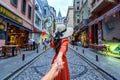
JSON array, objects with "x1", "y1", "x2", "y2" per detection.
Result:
[
  {"x1": 69, "y1": 45, "x2": 120, "y2": 80},
  {"x1": 0, "y1": 46, "x2": 45, "y2": 80}
]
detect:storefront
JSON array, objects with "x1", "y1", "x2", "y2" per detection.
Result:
[
  {"x1": 88, "y1": 4, "x2": 120, "y2": 55},
  {"x1": 0, "y1": 5, "x2": 32, "y2": 45},
  {"x1": 7, "y1": 24, "x2": 29, "y2": 45},
  {"x1": 42, "y1": 31, "x2": 47, "y2": 40},
  {"x1": 81, "y1": 29, "x2": 88, "y2": 47},
  {"x1": 33, "y1": 27, "x2": 42, "y2": 44},
  {"x1": 0, "y1": 23, "x2": 6, "y2": 45}
]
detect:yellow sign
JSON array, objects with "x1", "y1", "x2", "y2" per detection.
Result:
[
  {"x1": 0, "y1": 24, "x2": 5, "y2": 30},
  {"x1": 0, "y1": 6, "x2": 23, "y2": 24}
]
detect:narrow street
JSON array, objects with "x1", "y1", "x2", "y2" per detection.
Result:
[
  {"x1": 8, "y1": 46, "x2": 113, "y2": 80},
  {"x1": 0, "y1": 0, "x2": 120, "y2": 80}
]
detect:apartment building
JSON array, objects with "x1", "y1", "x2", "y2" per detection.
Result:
[
  {"x1": 33, "y1": 0, "x2": 44, "y2": 44},
  {"x1": 0, "y1": 0, "x2": 34, "y2": 45},
  {"x1": 66, "y1": 6, "x2": 74, "y2": 28},
  {"x1": 73, "y1": 0, "x2": 81, "y2": 27},
  {"x1": 79, "y1": 0, "x2": 89, "y2": 47}
]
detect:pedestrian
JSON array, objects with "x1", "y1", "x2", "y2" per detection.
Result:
[
  {"x1": 28, "y1": 38, "x2": 35, "y2": 50},
  {"x1": 50, "y1": 24, "x2": 73, "y2": 80},
  {"x1": 43, "y1": 38, "x2": 47, "y2": 50}
]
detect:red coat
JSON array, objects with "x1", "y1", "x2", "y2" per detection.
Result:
[{"x1": 50, "y1": 38, "x2": 70, "y2": 80}]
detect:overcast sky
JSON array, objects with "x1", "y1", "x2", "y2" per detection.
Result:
[{"x1": 47, "y1": 0, "x2": 73, "y2": 17}]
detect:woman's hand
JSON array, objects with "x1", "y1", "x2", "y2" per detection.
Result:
[
  {"x1": 41, "y1": 62, "x2": 64, "y2": 80},
  {"x1": 50, "y1": 62, "x2": 60, "y2": 78},
  {"x1": 54, "y1": 57, "x2": 64, "y2": 70}
]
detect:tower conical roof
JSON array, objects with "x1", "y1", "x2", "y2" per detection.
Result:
[{"x1": 58, "y1": 10, "x2": 62, "y2": 18}]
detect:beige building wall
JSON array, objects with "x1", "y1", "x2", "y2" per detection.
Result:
[
  {"x1": 73, "y1": 0, "x2": 80, "y2": 27},
  {"x1": 66, "y1": 6, "x2": 74, "y2": 28}
]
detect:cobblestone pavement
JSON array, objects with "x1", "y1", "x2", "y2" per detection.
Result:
[{"x1": 12, "y1": 48, "x2": 108, "y2": 80}]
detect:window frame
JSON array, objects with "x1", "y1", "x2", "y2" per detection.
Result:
[
  {"x1": 10, "y1": 0, "x2": 18, "y2": 8},
  {"x1": 28, "y1": 5, "x2": 32, "y2": 19},
  {"x1": 77, "y1": 19, "x2": 80, "y2": 24},
  {"x1": 77, "y1": 6, "x2": 79, "y2": 10},
  {"x1": 21, "y1": 0, "x2": 26, "y2": 14}
]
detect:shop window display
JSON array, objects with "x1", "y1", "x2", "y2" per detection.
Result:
[
  {"x1": 7, "y1": 25, "x2": 28, "y2": 45},
  {"x1": 0, "y1": 23, "x2": 5, "y2": 39},
  {"x1": 0, "y1": 31, "x2": 5, "y2": 39}
]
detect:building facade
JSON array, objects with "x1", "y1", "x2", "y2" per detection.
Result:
[
  {"x1": 56, "y1": 10, "x2": 66, "y2": 25},
  {"x1": 79, "y1": 0, "x2": 89, "y2": 47},
  {"x1": 49, "y1": 6, "x2": 56, "y2": 37},
  {"x1": 66, "y1": 6, "x2": 74, "y2": 28},
  {"x1": 42, "y1": 0, "x2": 52, "y2": 40},
  {"x1": 88, "y1": 0, "x2": 120, "y2": 45},
  {"x1": 33, "y1": 0, "x2": 44, "y2": 44},
  {"x1": 88, "y1": 0, "x2": 120, "y2": 55},
  {"x1": 0, "y1": 0, "x2": 34, "y2": 45},
  {"x1": 73, "y1": 0, "x2": 80, "y2": 27},
  {"x1": 73, "y1": 0, "x2": 89, "y2": 46}
]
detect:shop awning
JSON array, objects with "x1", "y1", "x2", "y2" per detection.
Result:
[
  {"x1": 75, "y1": 19, "x2": 88, "y2": 33},
  {"x1": 33, "y1": 27, "x2": 42, "y2": 33},
  {"x1": 0, "y1": 16, "x2": 3, "y2": 20},
  {"x1": 88, "y1": 4, "x2": 120, "y2": 26},
  {"x1": 0, "y1": 15, "x2": 32, "y2": 32},
  {"x1": 41, "y1": 31, "x2": 46, "y2": 35},
  {"x1": 0, "y1": 15, "x2": 5, "y2": 21},
  {"x1": 0, "y1": 5, "x2": 32, "y2": 32}
]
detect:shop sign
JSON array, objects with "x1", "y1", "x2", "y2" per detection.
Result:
[{"x1": 0, "y1": 6, "x2": 23, "y2": 24}]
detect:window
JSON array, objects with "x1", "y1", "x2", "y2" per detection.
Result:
[
  {"x1": 77, "y1": 6, "x2": 79, "y2": 10},
  {"x1": 21, "y1": 0, "x2": 26, "y2": 14},
  {"x1": 77, "y1": 1, "x2": 79, "y2": 4},
  {"x1": 44, "y1": 9, "x2": 46, "y2": 15},
  {"x1": 10, "y1": 0, "x2": 18, "y2": 7},
  {"x1": 77, "y1": 19, "x2": 80, "y2": 24},
  {"x1": 77, "y1": 15, "x2": 80, "y2": 19},
  {"x1": 35, "y1": 15, "x2": 40, "y2": 26},
  {"x1": 28, "y1": 5, "x2": 32, "y2": 19}
]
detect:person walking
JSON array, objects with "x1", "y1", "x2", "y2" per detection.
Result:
[
  {"x1": 50, "y1": 24, "x2": 73, "y2": 80},
  {"x1": 43, "y1": 39, "x2": 47, "y2": 50}
]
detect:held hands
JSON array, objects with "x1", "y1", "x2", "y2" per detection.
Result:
[
  {"x1": 54, "y1": 57, "x2": 64, "y2": 72},
  {"x1": 51, "y1": 60, "x2": 64, "y2": 78},
  {"x1": 54, "y1": 51, "x2": 64, "y2": 72},
  {"x1": 41, "y1": 60, "x2": 64, "y2": 80},
  {"x1": 41, "y1": 53, "x2": 64, "y2": 80}
]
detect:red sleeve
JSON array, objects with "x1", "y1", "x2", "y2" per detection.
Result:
[
  {"x1": 59, "y1": 38, "x2": 69, "y2": 55},
  {"x1": 50, "y1": 39, "x2": 54, "y2": 48}
]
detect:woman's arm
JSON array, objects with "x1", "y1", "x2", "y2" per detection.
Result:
[{"x1": 55, "y1": 38, "x2": 69, "y2": 68}]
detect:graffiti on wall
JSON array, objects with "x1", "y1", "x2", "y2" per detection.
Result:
[{"x1": 102, "y1": 13, "x2": 120, "y2": 41}]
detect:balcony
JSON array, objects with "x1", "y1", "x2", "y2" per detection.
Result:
[{"x1": 91, "y1": 0, "x2": 110, "y2": 13}]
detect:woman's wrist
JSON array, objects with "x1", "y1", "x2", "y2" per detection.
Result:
[{"x1": 57, "y1": 52, "x2": 63, "y2": 59}]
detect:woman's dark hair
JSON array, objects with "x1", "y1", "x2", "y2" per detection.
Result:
[{"x1": 54, "y1": 38, "x2": 62, "y2": 53}]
